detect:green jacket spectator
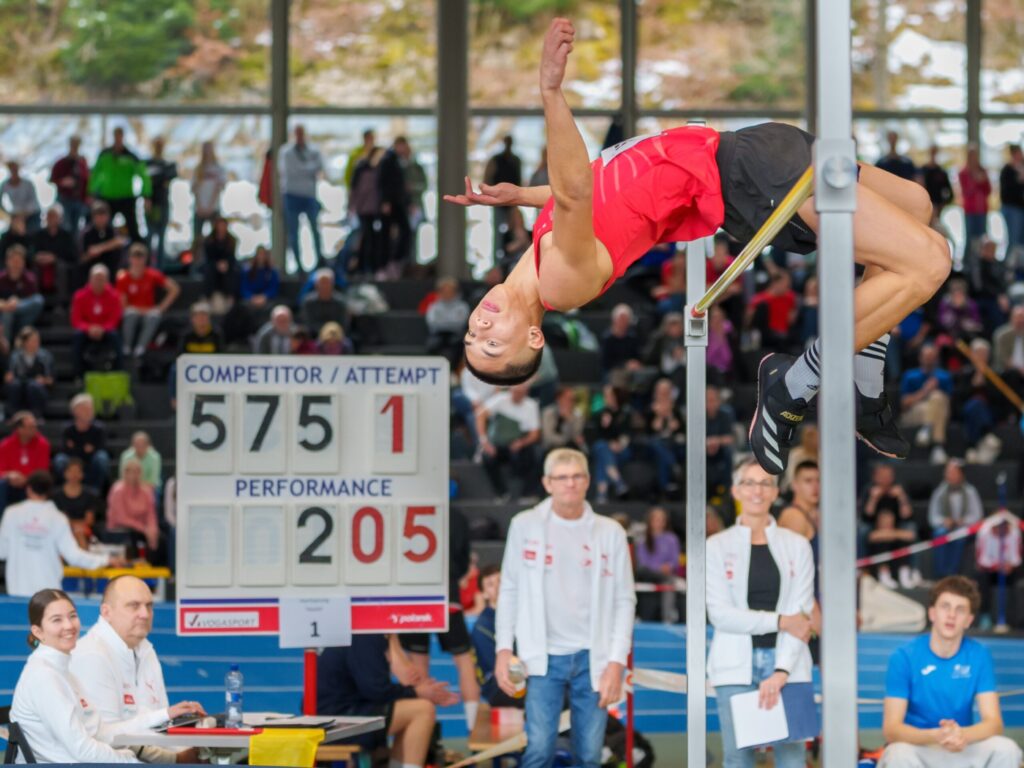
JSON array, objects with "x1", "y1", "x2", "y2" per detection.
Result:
[
  {"x1": 119, "y1": 432, "x2": 162, "y2": 488},
  {"x1": 89, "y1": 147, "x2": 151, "y2": 201}
]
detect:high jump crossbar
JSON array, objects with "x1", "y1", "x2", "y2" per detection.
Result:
[{"x1": 692, "y1": 165, "x2": 815, "y2": 317}]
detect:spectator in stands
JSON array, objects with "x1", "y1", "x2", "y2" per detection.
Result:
[
  {"x1": 70, "y1": 264, "x2": 124, "y2": 380},
  {"x1": 201, "y1": 216, "x2": 238, "y2": 312},
  {"x1": 318, "y1": 635, "x2": 457, "y2": 766},
  {"x1": 643, "y1": 312, "x2": 686, "y2": 385},
  {"x1": 999, "y1": 144, "x2": 1024, "y2": 266},
  {"x1": 706, "y1": 385, "x2": 736, "y2": 496},
  {"x1": 379, "y1": 137, "x2": 412, "y2": 272},
  {"x1": 541, "y1": 386, "x2": 587, "y2": 452},
  {"x1": 116, "y1": 243, "x2": 180, "y2": 359},
  {"x1": 10, "y1": 589, "x2": 138, "y2": 763},
  {"x1": 899, "y1": 343, "x2": 952, "y2": 464},
  {"x1": 180, "y1": 301, "x2": 222, "y2": 355},
  {"x1": 343, "y1": 128, "x2": 376, "y2": 189},
  {"x1": 975, "y1": 509, "x2": 1022, "y2": 632},
  {"x1": 600, "y1": 303, "x2": 642, "y2": 377},
  {"x1": 476, "y1": 382, "x2": 541, "y2": 501},
  {"x1": 300, "y1": 267, "x2": 349, "y2": 335},
  {"x1": 53, "y1": 457, "x2": 103, "y2": 549},
  {"x1": 590, "y1": 384, "x2": 634, "y2": 503},
  {"x1": 0, "y1": 160, "x2": 41, "y2": 232},
  {"x1": 635, "y1": 506, "x2": 681, "y2": 623},
  {"x1": 0, "y1": 244, "x2": 43, "y2": 346},
  {"x1": 119, "y1": 431, "x2": 161, "y2": 490},
  {"x1": 879, "y1": 576, "x2": 1021, "y2": 768},
  {"x1": 280, "y1": 124, "x2": 325, "y2": 271},
  {"x1": 397, "y1": 136, "x2": 429, "y2": 252},
  {"x1": 860, "y1": 461, "x2": 915, "y2": 559},
  {"x1": 253, "y1": 305, "x2": 296, "y2": 355},
  {"x1": 349, "y1": 146, "x2": 387, "y2": 276},
  {"x1": 747, "y1": 270, "x2": 799, "y2": 352},
  {"x1": 707, "y1": 305, "x2": 736, "y2": 382},
  {"x1": 239, "y1": 245, "x2": 280, "y2": 309},
  {"x1": 107, "y1": 457, "x2": 159, "y2": 558},
  {"x1": 495, "y1": 448, "x2": 634, "y2": 768},
  {"x1": 81, "y1": 201, "x2": 129, "y2": 289},
  {"x1": 144, "y1": 136, "x2": 177, "y2": 269},
  {"x1": 0, "y1": 473, "x2": 115, "y2": 597},
  {"x1": 0, "y1": 215, "x2": 32, "y2": 266},
  {"x1": 645, "y1": 378, "x2": 685, "y2": 498},
  {"x1": 876, "y1": 130, "x2": 917, "y2": 181},
  {"x1": 920, "y1": 144, "x2": 954, "y2": 230},
  {"x1": 290, "y1": 326, "x2": 317, "y2": 354},
  {"x1": 317, "y1": 321, "x2": 353, "y2": 355},
  {"x1": 957, "y1": 338, "x2": 1004, "y2": 464},
  {"x1": 959, "y1": 145, "x2": 992, "y2": 267},
  {"x1": 50, "y1": 135, "x2": 90, "y2": 234},
  {"x1": 0, "y1": 411, "x2": 51, "y2": 512},
  {"x1": 471, "y1": 564, "x2": 522, "y2": 707},
  {"x1": 928, "y1": 459, "x2": 985, "y2": 578},
  {"x1": 191, "y1": 141, "x2": 226, "y2": 249},
  {"x1": 484, "y1": 136, "x2": 523, "y2": 263},
  {"x1": 992, "y1": 305, "x2": 1024, "y2": 391},
  {"x1": 868, "y1": 508, "x2": 918, "y2": 589},
  {"x1": 32, "y1": 204, "x2": 79, "y2": 299},
  {"x1": 71, "y1": 575, "x2": 205, "y2": 763},
  {"x1": 707, "y1": 458, "x2": 815, "y2": 768},
  {"x1": 778, "y1": 460, "x2": 823, "y2": 636},
  {"x1": 651, "y1": 249, "x2": 687, "y2": 315},
  {"x1": 54, "y1": 393, "x2": 110, "y2": 490},
  {"x1": 783, "y1": 424, "x2": 819, "y2": 493},
  {"x1": 5, "y1": 326, "x2": 53, "y2": 419},
  {"x1": 937, "y1": 277, "x2": 983, "y2": 342},
  {"x1": 89, "y1": 126, "x2": 150, "y2": 243},
  {"x1": 970, "y1": 237, "x2": 1009, "y2": 335},
  {"x1": 425, "y1": 277, "x2": 469, "y2": 366}
]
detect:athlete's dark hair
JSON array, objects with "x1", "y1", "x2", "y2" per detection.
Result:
[
  {"x1": 793, "y1": 460, "x2": 819, "y2": 476},
  {"x1": 464, "y1": 348, "x2": 542, "y2": 387},
  {"x1": 27, "y1": 589, "x2": 74, "y2": 648}
]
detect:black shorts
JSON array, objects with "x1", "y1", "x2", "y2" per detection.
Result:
[
  {"x1": 334, "y1": 701, "x2": 393, "y2": 749},
  {"x1": 716, "y1": 122, "x2": 818, "y2": 255},
  {"x1": 398, "y1": 610, "x2": 471, "y2": 655}
]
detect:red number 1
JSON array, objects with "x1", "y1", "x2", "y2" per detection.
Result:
[{"x1": 381, "y1": 395, "x2": 404, "y2": 454}]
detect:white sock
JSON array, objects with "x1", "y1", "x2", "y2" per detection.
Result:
[
  {"x1": 390, "y1": 761, "x2": 419, "y2": 768},
  {"x1": 854, "y1": 334, "x2": 890, "y2": 398},
  {"x1": 784, "y1": 339, "x2": 821, "y2": 401},
  {"x1": 464, "y1": 699, "x2": 479, "y2": 730}
]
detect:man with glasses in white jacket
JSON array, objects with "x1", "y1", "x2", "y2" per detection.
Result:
[
  {"x1": 494, "y1": 447, "x2": 635, "y2": 768},
  {"x1": 70, "y1": 575, "x2": 206, "y2": 763}
]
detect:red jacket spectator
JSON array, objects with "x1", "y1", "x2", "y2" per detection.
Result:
[
  {"x1": 749, "y1": 287, "x2": 798, "y2": 335},
  {"x1": 959, "y1": 166, "x2": 992, "y2": 215},
  {"x1": 71, "y1": 284, "x2": 123, "y2": 332},
  {"x1": 50, "y1": 155, "x2": 90, "y2": 203},
  {"x1": 0, "y1": 431, "x2": 51, "y2": 477},
  {"x1": 116, "y1": 267, "x2": 168, "y2": 310}
]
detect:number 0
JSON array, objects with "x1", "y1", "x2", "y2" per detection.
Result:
[{"x1": 352, "y1": 506, "x2": 384, "y2": 563}]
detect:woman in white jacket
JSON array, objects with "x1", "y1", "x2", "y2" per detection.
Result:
[
  {"x1": 707, "y1": 459, "x2": 816, "y2": 768},
  {"x1": 10, "y1": 589, "x2": 140, "y2": 763}
]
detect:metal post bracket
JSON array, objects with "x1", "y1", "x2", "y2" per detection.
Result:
[
  {"x1": 813, "y1": 138, "x2": 858, "y2": 213},
  {"x1": 684, "y1": 306, "x2": 708, "y2": 347}
]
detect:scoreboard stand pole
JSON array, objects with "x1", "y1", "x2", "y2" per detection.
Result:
[{"x1": 304, "y1": 648, "x2": 318, "y2": 715}]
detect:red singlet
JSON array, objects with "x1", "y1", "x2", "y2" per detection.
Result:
[{"x1": 533, "y1": 125, "x2": 725, "y2": 297}]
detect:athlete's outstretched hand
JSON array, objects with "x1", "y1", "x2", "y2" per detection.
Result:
[
  {"x1": 443, "y1": 176, "x2": 520, "y2": 207},
  {"x1": 540, "y1": 17, "x2": 574, "y2": 92}
]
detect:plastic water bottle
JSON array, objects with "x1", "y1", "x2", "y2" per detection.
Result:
[
  {"x1": 507, "y1": 656, "x2": 527, "y2": 699},
  {"x1": 225, "y1": 665, "x2": 244, "y2": 728}
]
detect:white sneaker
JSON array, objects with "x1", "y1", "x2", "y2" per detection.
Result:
[
  {"x1": 930, "y1": 445, "x2": 948, "y2": 465},
  {"x1": 898, "y1": 566, "x2": 915, "y2": 589},
  {"x1": 976, "y1": 433, "x2": 1002, "y2": 464},
  {"x1": 879, "y1": 569, "x2": 899, "y2": 589},
  {"x1": 915, "y1": 426, "x2": 932, "y2": 447}
]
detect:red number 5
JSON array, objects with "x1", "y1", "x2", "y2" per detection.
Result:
[{"x1": 403, "y1": 506, "x2": 437, "y2": 563}]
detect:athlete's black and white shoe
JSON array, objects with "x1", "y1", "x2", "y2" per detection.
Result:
[
  {"x1": 856, "y1": 389, "x2": 910, "y2": 459},
  {"x1": 748, "y1": 353, "x2": 808, "y2": 475}
]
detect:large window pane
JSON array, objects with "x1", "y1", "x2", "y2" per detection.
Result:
[
  {"x1": 286, "y1": 116, "x2": 437, "y2": 271},
  {"x1": 469, "y1": 1, "x2": 620, "y2": 109},
  {"x1": 851, "y1": 0, "x2": 966, "y2": 111},
  {"x1": 981, "y1": 0, "x2": 1024, "y2": 112},
  {"x1": 289, "y1": 0, "x2": 436, "y2": 107},
  {"x1": 0, "y1": 1, "x2": 270, "y2": 105},
  {"x1": 637, "y1": 0, "x2": 806, "y2": 110}
]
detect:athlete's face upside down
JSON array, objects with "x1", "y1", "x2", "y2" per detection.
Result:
[{"x1": 463, "y1": 285, "x2": 545, "y2": 386}]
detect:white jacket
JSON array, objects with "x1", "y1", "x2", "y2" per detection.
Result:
[
  {"x1": 495, "y1": 500, "x2": 636, "y2": 690},
  {"x1": 10, "y1": 644, "x2": 139, "y2": 763},
  {"x1": 706, "y1": 518, "x2": 815, "y2": 687},
  {"x1": 71, "y1": 617, "x2": 177, "y2": 763},
  {"x1": 0, "y1": 499, "x2": 109, "y2": 597}
]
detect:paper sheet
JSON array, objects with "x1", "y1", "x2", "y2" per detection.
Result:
[{"x1": 728, "y1": 690, "x2": 789, "y2": 749}]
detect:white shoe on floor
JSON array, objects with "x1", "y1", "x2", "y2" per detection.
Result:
[
  {"x1": 915, "y1": 426, "x2": 932, "y2": 447},
  {"x1": 898, "y1": 566, "x2": 916, "y2": 590},
  {"x1": 879, "y1": 569, "x2": 899, "y2": 590},
  {"x1": 930, "y1": 445, "x2": 948, "y2": 465}
]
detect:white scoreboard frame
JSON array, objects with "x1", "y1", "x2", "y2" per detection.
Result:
[{"x1": 175, "y1": 354, "x2": 450, "y2": 636}]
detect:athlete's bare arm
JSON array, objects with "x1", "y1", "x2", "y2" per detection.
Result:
[{"x1": 443, "y1": 177, "x2": 552, "y2": 209}]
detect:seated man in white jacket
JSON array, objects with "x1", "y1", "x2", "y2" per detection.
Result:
[
  {"x1": 0, "y1": 470, "x2": 122, "y2": 597},
  {"x1": 494, "y1": 447, "x2": 635, "y2": 768},
  {"x1": 706, "y1": 458, "x2": 816, "y2": 768},
  {"x1": 70, "y1": 575, "x2": 206, "y2": 763}
]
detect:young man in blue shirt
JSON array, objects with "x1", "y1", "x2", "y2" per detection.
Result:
[{"x1": 880, "y1": 575, "x2": 1022, "y2": 767}]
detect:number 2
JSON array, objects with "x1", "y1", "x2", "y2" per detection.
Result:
[{"x1": 298, "y1": 507, "x2": 333, "y2": 564}]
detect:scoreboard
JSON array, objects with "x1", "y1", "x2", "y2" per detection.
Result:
[{"x1": 175, "y1": 355, "x2": 450, "y2": 637}]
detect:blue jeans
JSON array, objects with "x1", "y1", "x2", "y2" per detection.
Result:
[
  {"x1": 58, "y1": 196, "x2": 89, "y2": 234},
  {"x1": 284, "y1": 193, "x2": 323, "y2": 271},
  {"x1": 1003, "y1": 204, "x2": 1024, "y2": 255},
  {"x1": 1, "y1": 293, "x2": 44, "y2": 345},
  {"x1": 523, "y1": 651, "x2": 607, "y2": 768},
  {"x1": 715, "y1": 648, "x2": 807, "y2": 768},
  {"x1": 932, "y1": 528, "x2": 967, "y2": 578},
  {"x1": 592, "y1": 440, "x2": 631, "y2": 492},
  {"x1": 648, "y1": 438, "x2": 684, "y2": 490},
  {"x1": 963, "y1": 396, "x2": 993, "y2": 447},
  {"x1": 963, "y1": 212, "x2": 988, "y2": 264}
]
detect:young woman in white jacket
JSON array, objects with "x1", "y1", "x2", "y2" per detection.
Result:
[
  {"x1": 10, "y1": 589, "x2": 141, "y2": 763},
  {"x1": 706, "y1": 459, "x2": 816, "y2": 768}
]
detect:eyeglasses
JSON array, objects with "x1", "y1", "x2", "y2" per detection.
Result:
[
  {"x1": 548, "y1": 473, "x2": 589, "y2": 484},
  {"x1": 737, "y1": 479, "x2": 777, "y2": 489}
]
